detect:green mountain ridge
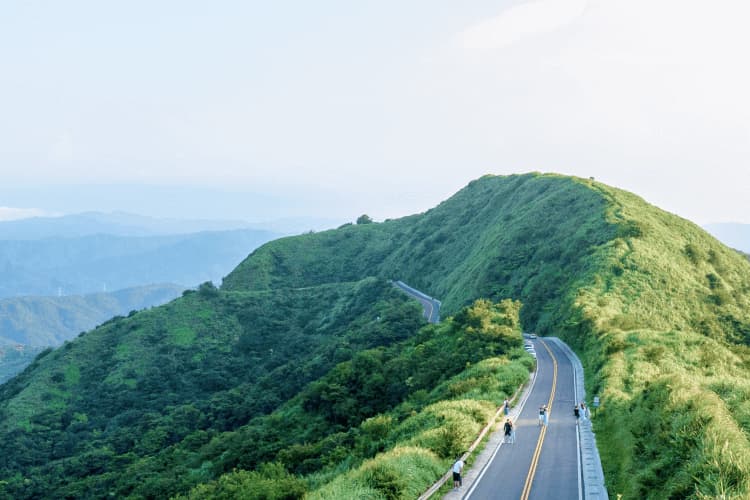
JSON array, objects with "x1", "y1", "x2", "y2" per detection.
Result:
[
  {"x1": 1, "y1": 173, "x2": 750, "y2": 498},
  {"x1": 224, "y1": 174, "x2": 614, "y2": 329}
]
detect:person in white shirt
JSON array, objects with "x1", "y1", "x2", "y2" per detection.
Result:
[{"x1": 452, "y1": 457, "x2": 465, "y2": 488}]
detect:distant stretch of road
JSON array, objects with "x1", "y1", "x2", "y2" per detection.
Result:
[
  {"x1": 460, "y1": 338, "x2": 584, "y2": 500},
  {"x1": 392, "y1": 281, "x2": 441, "y2": 323}
]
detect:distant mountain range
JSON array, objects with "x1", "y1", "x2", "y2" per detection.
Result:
[
  {"x1": 0, "y1": 211, "x2": 342, "y2": 239},
  {"x1": 0, "y1": 214, "x2": 283, "y2": 381},
  {"x1": 0, "y1": 283, "x2": 184, "y2": 347},
  {"x1": 703, "y1": 223, "x2": 750, "y2": 254},
  {"x1": 0, "y1": 229, "x2": 279, "y2": 298},
  {"x1": 0, "y1": 346, "x2": 45, "y2": 384}
]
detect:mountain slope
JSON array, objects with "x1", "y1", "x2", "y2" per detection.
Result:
[
  {"x1": 225, "y1": 172, "x2": 750, "y2": 497},
  {"x1": 562, "y1": 183, "x2": 750, "y2": 497},
  {"x1": 2, "y1": 173, "x2": 750, "y2": 498},
  {"x1": 224, "y1": 173, "x2": 616, "y2": 330},
  {"x1": 0, "y1": 278, "x2": 427, "y2": 498}
]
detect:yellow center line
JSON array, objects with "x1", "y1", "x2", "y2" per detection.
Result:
[{"x1": 520, "y1": 339, "x2": 558, "y2": 500}]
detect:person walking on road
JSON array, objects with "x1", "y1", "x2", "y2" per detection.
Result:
[
  {"x1": 574, "y1": 404, "x2": 580, "y2": 425},
  {"x1": 503, "y1": 418, "x2": 515, "y2": 444},
  {"x1": 539, "y1": 405, "x2": 550, "y2": 426},
  {"x1": 580, "y1": 401, "x2": 589, "y2": 421},
  {"x1": 503, "y1": 399, "x2": 510, "y2": 417},
  {"x1": 452, "y1": 456, "x2": 465, "y2": 489}
]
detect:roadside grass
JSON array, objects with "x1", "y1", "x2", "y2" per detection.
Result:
[
  {"x1": 180, "y1": 300, "x2": 533, "y2": 499},
  {"x1": 302, "y1": 351, "x2": 532, "y2": 499},
  {"x1": 562, "y1": 180, "x2": 750, "y2": 499}
]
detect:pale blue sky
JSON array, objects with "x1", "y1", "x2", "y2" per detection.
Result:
[{"x1": 2, "y1": 1, "x2": 749, "y2": 224}]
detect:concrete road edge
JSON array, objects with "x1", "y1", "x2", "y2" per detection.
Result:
[
  {"x1": 546, "y1": 337, "x2": 609, "y2": 500},
  {"x1": 439, "y1": 366, "x2": 539, "y2": 499}
]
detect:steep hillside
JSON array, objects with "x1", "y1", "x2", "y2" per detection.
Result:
[
  {"x1": 0, "y1": 279, "x2": 427, "y2": 498},
  {"x1": 225, "y1": 172, "x2": 750, "y2": 497},
  {"x1": 559, "y1": 183, "x2": 750, "y2": 497},
  {"x1": 179, "y1": 299, "x2": 530, "y2": 500},
  {"x1": 2, "y1": 173, "x2": 750, "y2": 498},
  {"x1": 224, "y1": 174, "x2": 615, "y2": 330}
]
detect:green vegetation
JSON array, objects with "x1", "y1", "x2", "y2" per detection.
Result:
[
  {"x1": 2, "y1": 173, "x2": 750, "y2": 498},
  {"x1": 223, "y1": 173, "x2": 750, "y2": 498},
  {"x1": 178, "y1": 299, "x2": 531, "y2": 499},
  {"x1": 0, "y1": 278, "x2": 426, "y2": 498},
  {"x1": 556, "y1": 183, "x2": 750, "y2": 498},
  {"x1": 224, "y1": 174, "x2": 615, "y2": 331}
]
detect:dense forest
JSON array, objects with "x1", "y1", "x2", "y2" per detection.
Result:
[{"x1": 2, "y1": 173, "x2": 750, "y2": 498}]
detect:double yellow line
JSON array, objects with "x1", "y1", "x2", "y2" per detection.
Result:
[{"x1": 520, "y1": 339, "x2": 558, "y2": 500}]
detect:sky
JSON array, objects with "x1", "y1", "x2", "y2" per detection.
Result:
[{"x1": 1, "y1": 0, "x2": 749, "y2": 224}]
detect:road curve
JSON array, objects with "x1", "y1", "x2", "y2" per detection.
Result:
[
  {"x1": 392, "y1": 280, "x2": 441, "y2": 323},
  {"x1": 455, "y1": 338, "x2": 582, "y2": 500}
]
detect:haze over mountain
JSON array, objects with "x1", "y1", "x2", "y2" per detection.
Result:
[
  {"x1": 0, "y1": 211, "x2": 340, "y2": 240},
  {"x1": 0, "y1": 217, "x2": 282, "y2": 381},
  {"x1": 0, "y1": 229, "x2": 279, "y2": 299},
  {"x1": 0, "y1": 347, "x2": 46, "y2": 385},
  {"x1": 0, "y1": 284, "x2": 184, "y2": 347},
  {"x1": 1, "y1": 174, "x2": 749, "y2": 499},
  {"x1": 0, "y1": 284, "x2": 185, "y2": 384}
]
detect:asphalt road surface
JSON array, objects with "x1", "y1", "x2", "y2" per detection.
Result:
[
  {"x1": 462, "y1": 338, "x2": 582, "y2": 500},
  {"x1": 392, "y1": 281, "x2": 441, "y2": 323}
]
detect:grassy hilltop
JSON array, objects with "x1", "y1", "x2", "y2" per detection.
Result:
[
  {"x1": 1, "y1": 173, "x2": 750, "y2": 498},
  {"x1": 226, "y1": 172, "x2": 750, "y2": 497}
]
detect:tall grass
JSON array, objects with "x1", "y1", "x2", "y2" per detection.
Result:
[
  {"x1": 561, "y1": 180, "x2": 750, "y2": 498},
  {"x1": 302, "y1": 353, "x2": 531, "y2": 498},
  {"x1": 306, "y1": 447, "x2": 444, "y2": 500}
]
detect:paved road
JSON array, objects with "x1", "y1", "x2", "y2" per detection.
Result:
[
  {"x1": 461, "y1": 338, "x2": 581, "y2": 500},
  {"x1": 392, "y1": 280, "x2": 441, "y2": 323}
]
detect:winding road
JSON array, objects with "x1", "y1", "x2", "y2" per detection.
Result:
[
  {"x1": 392, "y1": 280, "x2": 441, "y2": 323},
  {"x1": 393, "y1": 281, "x2": 606, "y2": 499},
  {"x1": 461, "y1": 338, "x2": 582, "y2": 500}
]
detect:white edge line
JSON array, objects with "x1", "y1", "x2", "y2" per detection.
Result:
[
  {"x1": 551, "y1": 338, "x2": 584, "y2": 500},
  {"x1": 463, "y1": 354, "x2": 540, "y2": 500},
  {"x1": 572, "y1": 344, "x2": 583, "y2": 500}
]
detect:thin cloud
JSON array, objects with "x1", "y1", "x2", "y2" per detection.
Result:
[
  {"x1": 48, "y1": 133, "x2": 74, "y2": 163},
  {"x1": 458, "y1": 0, "x2": 588, "y2": 50}
]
